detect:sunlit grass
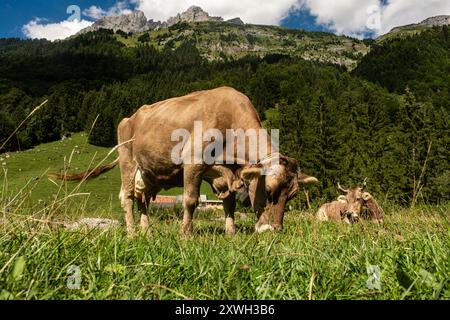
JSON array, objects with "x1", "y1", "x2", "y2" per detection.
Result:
[
  {"x1": 0, "y1": 205, "x2": 448, "y2": 300},
  {"x1": 0, "y1": 136, "x2": 449, "y2": 300}
]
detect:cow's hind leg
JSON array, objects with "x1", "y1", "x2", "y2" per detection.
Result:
[
  {"x1": 223, "y1": 195, "x2": 237, "y2": 235},
  {"x1": 119, "y1": 163, "x2": 136, "y2": 236},
  {"x1": 182, "y1": 165, "x2": 203, "y2": 235},
  {"x1": 117, "y1": 118, "x2": 136, "y2": 236}
]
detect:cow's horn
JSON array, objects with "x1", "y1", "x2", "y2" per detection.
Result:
[
  {"x1": 337, "y1": 182, "x2": 349, "y2": 193},
  {"x1": 362, "y1": 177, "x2": 368, "y2": 191}
]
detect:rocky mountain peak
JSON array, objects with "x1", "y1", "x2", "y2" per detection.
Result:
[
  {"x1": 167, "y1": 5, "x2": 223, "y2": 26},
  {"x1": 77, "y1": 6, "x2": 245, "y2": 35},
  {"x1": 387, "y1": 15, "x2": 450, "y2": 35},
  {"x1": 420, "y1": 15, "x2": 450, "y2": 27},
  {"x1": 186, "y1": 5, "x2": 205, "y2": 14},
  {"x1": 78, "y1": 10, "x2": 156, "y2": 35},
  {"x1": 226, "y1": 17, "x2": 245, "y2": 26}
]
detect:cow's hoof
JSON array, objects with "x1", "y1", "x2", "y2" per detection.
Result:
[
  {"x1": 126, "y1": 230, "x2": 137, "y2": 239},
  {"x1": 181, "y1": 225, "x2": 194, "y2": 236},
  {"x1": 272, "y1": 224, "x2": 283, "y2": 232},
  {"x1": 255, "y1": 224, "x2": 275, "y2": 233},
  {"x1": 140, "y1": 229, "x2": 152, "y2": 239}
]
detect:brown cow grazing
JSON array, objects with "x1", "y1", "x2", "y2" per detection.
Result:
[
  {"x1": 50, "y1": 87, "x2": 318, "y2": 235},
  {"x1": 316, "y1": 180, "x2": 384, "y2": 224}
]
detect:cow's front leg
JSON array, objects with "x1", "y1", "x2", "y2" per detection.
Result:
[
  {"x1": 182, "y1": 165, "x2": 203, "y2": 235},
  {"x1": 223, "y1": 195, "x2": 237, "y2": 235},
  {"x1": 255, "y1": 209, "x2": 274, "y2": 233}
]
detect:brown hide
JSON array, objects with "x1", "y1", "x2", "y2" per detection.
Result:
[
  {"x1": 316, "y1": 199, "x2": 349, "y2": 222},
  {"x1": 361, "y1": 192, "x2": 385, "y2": 222},
  {"x1": 317, "y1": 188, "x2": 385, "y2": 224}
]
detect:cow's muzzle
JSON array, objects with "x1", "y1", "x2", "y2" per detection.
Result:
[{"x1": 342, "y1": 211, "x2": 360, "y2": 224}]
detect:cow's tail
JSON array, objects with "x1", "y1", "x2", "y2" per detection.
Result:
[{"x1": 48, "y1": 158, "x2": 120, "y2": 181}]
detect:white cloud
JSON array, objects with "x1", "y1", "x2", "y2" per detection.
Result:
[
  {"x1": 22, "y1": 18, "x2": 93, "y2": 41},
  {"x1": 83, "y1": 6, "x2": 107, "y2": 20},
  {"x1": 83, "y1": 1, "x2": 133, "y2": 20},
  {"x1": 380, "y1": 0, "x2": 450, "y2": 34},
  {"x1": 305, "y1": 0, "x2": 379, "y2": 37},
  {"x1": 303, "y1": 0, "x2": 450, "y2": 37},
  {"x1": 23, "y1": 1, "x2": 133, "y2": 41},
  {"x1": 132, "y1": 0, "x2": 302, "y2": 25}
]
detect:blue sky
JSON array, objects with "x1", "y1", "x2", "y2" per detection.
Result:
[
  {"x1": 1, "y1": 0, "x2": 123, "y2": 38},
  {"x1": 1, "y1": 1, "x2": 449, "y2": 40}
]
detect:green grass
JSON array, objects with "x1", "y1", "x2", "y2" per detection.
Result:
[
  {"x1": 0, "y1": 135, "x2": 449, "y2": 300},
  {"x1": 0, "y1": 206, "x2": 449, "y2": 300}
]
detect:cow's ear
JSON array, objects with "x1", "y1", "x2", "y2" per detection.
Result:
[
  {"x1": 279, "y1": 155, "x2": 298, "y2": 168},
  {"x1": 298, "y1": 172, "x2": 319, "y2": 185},
  {"x1": 241, "y1": 167, "x2": 263, "y2": 180},
  {"x1": 362, "y1": 192, "x2": 372, "y2": 201}
]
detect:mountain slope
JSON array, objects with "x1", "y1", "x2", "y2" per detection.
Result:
[
  {"x1": 76, "y1": 7, "x2": 369, "y2": 69},
  {"x1": 115, "y1": 21, "x2": 368, "y2": 69},
  {"x1": 354, "y1": 27, "x2": 450, "y2": 108},
  {"x1": 377, "y1": 15, "x2": 450, "y2": 42}
]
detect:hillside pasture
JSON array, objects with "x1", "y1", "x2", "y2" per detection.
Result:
[{"x1": 0, "y1": 133, "x2": 216, "y2": 218}]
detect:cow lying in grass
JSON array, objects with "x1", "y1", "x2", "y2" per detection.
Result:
[
  {"x1": 316, "y1": 195, "x2": 358, "y2": 224},
  {"x1": 316, "y1": 181, "x2": 384, "y2": 224}
]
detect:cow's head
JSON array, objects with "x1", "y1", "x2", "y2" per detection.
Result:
[
  {"x1": 360, "y1": 191, "x2": 385, "y2": 222},
  {"x1": 337, "y1": 179, "x2": 369, "y2": 222},
  {"x1": 240, "y1": 154, "x2": 318, "y2": 233}
]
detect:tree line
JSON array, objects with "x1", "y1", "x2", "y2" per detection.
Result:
[{"x1": 0, "y1": 28, "x2": 448, "y2": 205}]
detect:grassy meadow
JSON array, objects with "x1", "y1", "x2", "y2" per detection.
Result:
[
  {"x1": 0, "y1": 134, "x2": 449, "y2": 300},
  {"x1": 0, "y1": 133, "x2": 216, "y2": 218}
]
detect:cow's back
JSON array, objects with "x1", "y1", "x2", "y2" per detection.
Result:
[
  {"x1": 129, "y1": 87, "x2": 263, "y2": 175},
  {"x1": 133, "y1": 87, "x2": 260, "y2": 133},
  {"x1": 317, "y1": 201, "x2": 348, "y2": 221}
]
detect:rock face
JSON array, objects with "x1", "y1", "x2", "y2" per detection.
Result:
[
  {"x1": 420, "y1": 15, "x2": 450, "y2": 27},
  {"x1": 77, "y1": 6, "x2": 237, "y2": 35},
  {"x1": 226, "y1": 17, "x2": 245, "y2": 25},
  {"x1": 167, "y1": 6, "x2": 223, "y2": 26},
  {"x1": 79, "y1": 10, "x2": 161, "y2": 34},
  {"x1": 388, "y1": 15, "x2": 450, "y2": 34}
]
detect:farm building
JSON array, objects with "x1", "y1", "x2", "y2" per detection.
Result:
[{"x1": 150, "y1": 195, "x2": 223, "y2": 210}]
